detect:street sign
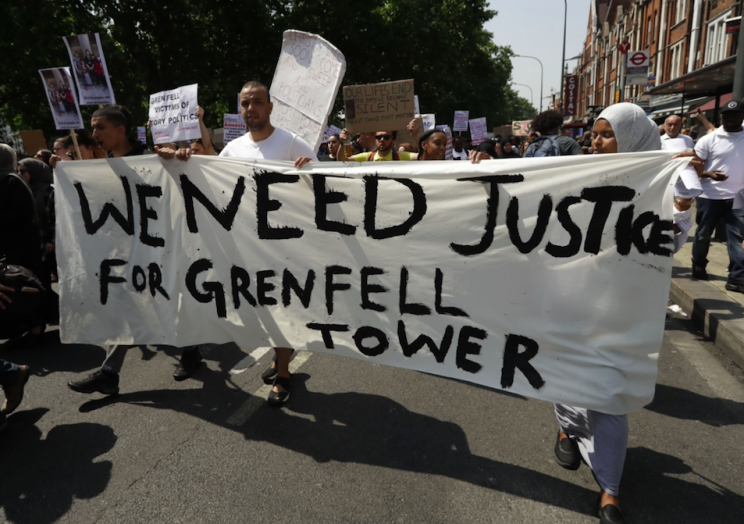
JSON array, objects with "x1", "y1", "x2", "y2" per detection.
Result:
[
  {"x1": 627, "y1": 51, "x2": 650, "y2": 68},
  {"x1": 618, "y1": 41, "x2": 630, "y2": 54},
  {"x1": 626, "y1": 51, "x2": 650, "y2": 86}
]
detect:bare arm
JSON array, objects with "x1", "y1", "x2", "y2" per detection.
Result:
[{"x1": 196, "y1": 106, "x2": 217, "y2": 155}]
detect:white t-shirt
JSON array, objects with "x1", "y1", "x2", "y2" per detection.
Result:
[
  {"x1": 695, "y1": 126, "x2": 744, "y2": 199},
  {"x1": 219, "y1": 127, "x2": 318, "y2": 162},
  {"x1": 451, "y1": 149, "x2": 468, "y2": 160},
  {"x1": 660, "y1": 133, "x2": 694, "y2": 151}
]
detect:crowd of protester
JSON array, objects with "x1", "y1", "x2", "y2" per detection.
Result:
[{"x1": 3, "y1": 77, "x2": 744, "y2": 524}]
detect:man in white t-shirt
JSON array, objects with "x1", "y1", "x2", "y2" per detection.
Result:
[
  {"x1": 660, "y1": 115, "x2": 694, "y2": 152},
  {"x1": 690, "y1": 99, "x2": 744, "y2": 293},
  {"x1": 163, "y1": 81, "x2": 316, "y2": 404}
]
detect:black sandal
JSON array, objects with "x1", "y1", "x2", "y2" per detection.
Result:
[
  {"x1": 267, "y1": 374, "x2": 292, "y2": 406},
  {"x1": 260, "y1": 353, "x2": 278, "y2": 383}
]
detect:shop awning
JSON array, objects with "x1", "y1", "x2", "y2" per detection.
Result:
[
  {"x1": 689, "y1": 93, "x2": 734, "y2": 113},
  {"x1": 646, "y1": 56, "x2": 736, "y2": 96}
]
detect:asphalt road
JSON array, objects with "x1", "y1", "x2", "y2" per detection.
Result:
[{"x1": 1, "y1": 310, "x2": 742, "y2": 524}]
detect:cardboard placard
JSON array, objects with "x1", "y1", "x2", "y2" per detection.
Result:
[
  {"x1": 453, "y1": 111, "x2": 469, "y2": 132},
  {"x1": 512, "y1": 120, "x2": 533, "y2": 136},
  {"x1": 343, "y1": 79, "x2": 415, "y2": 133},
  {"x1": 269, "y1": 30, "x2": 346, "y2": 151},
  {"x1": 469, "y1": 117, "x2": 488, "y2": 145},
  {"x1": 19, "y1": 130, "x2": 47, "y2": 155}
]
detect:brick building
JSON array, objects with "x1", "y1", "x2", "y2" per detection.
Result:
[{"x1": 573, "y1": 0, "x2": 742, "y2": 124}]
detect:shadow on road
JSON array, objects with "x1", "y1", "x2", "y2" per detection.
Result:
[
  {"x1": 0, "y1": 408, "x2": 116, "y2": 524},
  {"x1": 623, "y1": 446, "x2": 743, "y2": 523},
  {"x1": 645, "y1": 383, "x2": 744, "y2": 426}
]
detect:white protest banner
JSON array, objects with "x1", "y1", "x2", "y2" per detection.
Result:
[
  {"x1": 148, "y1": 84, "x2": 200, "y2": 144},
  {"x1": 62, "y1": 33, "x2": 116, "y2": 105},
  {"x1": 223, "y1": 114, "x2": 247, "y2": 145},
  {"x1": 469, "y1": 117, "x2": 488, "y2": 145},
  {"x1": 269, "y1": 30, "x2": 346, "y2": 152},
  {"x1": 454, "y1": 110, "x2": 469, "y2": 132},
  {"x1": 137, "y1": 126, "x2": 147, "y2": 144},
  {"x1": 344, "y1": 79, "x2": 415, "y2": 133},
  {"x1": 54, "y1": 152, "x2": 688, "y2": 414},
  {"x1": 38, "y1": 68, "x2": 84, "y2": 130}
]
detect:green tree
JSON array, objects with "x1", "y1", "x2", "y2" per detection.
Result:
[{"x1": 0, "y1": 0, "x2": 517, "y2": 145}]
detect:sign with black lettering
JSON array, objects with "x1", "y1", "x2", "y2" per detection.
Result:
[
  {"x1": 148, "y1": 84, "x2": 199, "y2": 144},
  {"x1": 53, "y1": 153, "x2": 687, "y2": 414},
  {"x1": 343, "y1": 79, "x2": 415, "y2": 133}
]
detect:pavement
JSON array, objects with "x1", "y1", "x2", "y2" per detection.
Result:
[{"x1": 670, "y1": 216, "x2": 744, "y2": 369}]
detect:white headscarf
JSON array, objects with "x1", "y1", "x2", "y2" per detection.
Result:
[{"x1": 595, "y1": 103, "x2": 661, "y2": 153}]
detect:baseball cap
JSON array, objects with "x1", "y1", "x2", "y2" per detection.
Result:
[{"x1": 721, "y1": 99, "x2": 744, "y2": 113}]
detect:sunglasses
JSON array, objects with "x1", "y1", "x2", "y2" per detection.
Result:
[{"x1": 375, "y1": 134, "x2": 393, "y2": 141}]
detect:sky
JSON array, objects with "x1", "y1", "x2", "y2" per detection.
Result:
[{"x1": 485, "y1": 0, "x2": 592, "y2": 114}]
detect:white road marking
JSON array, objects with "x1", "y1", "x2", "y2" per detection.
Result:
[
  {"x1": 226, "y1": 351, "x2": 312, "y2": 426},
  {"x1": 229, "y1": 347, "x2": 273, "y2": 375}
]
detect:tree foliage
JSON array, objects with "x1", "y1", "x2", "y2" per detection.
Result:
[{"x1": 0, "y1": 0, "x2": 529, "y2": 145}]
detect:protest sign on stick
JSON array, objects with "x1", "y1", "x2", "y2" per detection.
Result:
[
  {"x1": 62, "y1": 33, "x2": 116, "y2": 105},
  {"x1": 38, "y1": 68, "x2": 84, "y2": 130},
  {"x1": 469, "y1": 117, "x2": 488, "y2": 145},
  {"x1": 19, "y1": 130, "x2": 47, "y2": 155},
  {"x1": 54, "y1": 152, "x2": 688, "y2": 414},
  {"x1": 269, "y1": 30, "x2": 346, "y2": 152},
  {"x1": 453, "y1": 111, "x2": 469, "y2": 132},
  {"x1": 512, "y1": 120, "x2": 533, "y2": 136},
  {"x1": 148, "y1": 84, "x2": 200, "y2": 144},
  {"x1": 137, "y1": 126, "x2": 147, "y2": 145},
  {"x1": 223, "y1": 114, "x2": 247, "y2": 145},
  {"x1": 420, "y1": 114, "x2": 436, "y2": 132},
  {"x1": 343, "y1": 79, "x2": 415, "y2": 133}
]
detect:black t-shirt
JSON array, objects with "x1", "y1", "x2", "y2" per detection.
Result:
[{"x1": 556, "y1": 136, "x2": 583, "y2": 156}]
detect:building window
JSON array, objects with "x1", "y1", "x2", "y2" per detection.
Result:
[
  {"x1": 612, "y1": 47, "x2": 618, "y2": 70},
  {"x1": 647, "y1": 18, "x2": 652, "y2": 47},
  {"x1": 675, "y1": 0, "x2": 688, "y2": 25},
  {"x1": 705, "y1": 11, "x2": 732, "y2": 65},
  {"x1": 669, "y1": 41, "x2": 683, "y2": 79}
]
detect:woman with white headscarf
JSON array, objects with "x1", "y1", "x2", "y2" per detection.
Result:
[{"x1": 553, "y1": 103, "x2": 699, "y2": 524}]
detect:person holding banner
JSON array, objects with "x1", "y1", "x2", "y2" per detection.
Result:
[
  {"x1": 553, "y1": 102, "x2": 696, "y2": 524},
  {"x1": 160, "y1": 81, "x2": 316, "y2": 405},
  {"x1": 68, "y1": 106, "x2": 207, "y2": 395},
  {"x1": 338, "y1": 125, "x2": 420, "y2": 162}
]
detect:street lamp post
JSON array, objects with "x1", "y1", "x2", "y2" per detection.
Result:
[
  {"x1": 514, "y1": 55, "x2": 544, "y2": 113},
  {"x1": 511, "y1": 83, "x2": 534, "y2": 109},
  {"x1": 559, "y1": 0, "x2": 567, "y2": 111}
]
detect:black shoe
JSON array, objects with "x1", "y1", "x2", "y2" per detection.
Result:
[
  {"x1": 691, "y1": 265, "x2": 708, "y2": 280},
  {"x1": 599, "y1": 503, "x2": 623, "y2": 524},
  {"x1": 725, "y1": 279, "x2": 744, "y2": 294},
  {"x1": 267, "y1": 375, "x2": 292, "y2": 406},
  {"x1": 2, "y1": 365, "x2": 30, "y2": 414},
  {"x1": 261, "y1": 353, "x2": 278, "y2": 383},
  {"x1": 554, "y1": 431, "x2": 581, "y2": 470},
  {"x1": 68, "y1": 370, "x2": 119, "y2": 395},
  {"x1": 173, "y1": 349, "x2": 203, "y2": 381}
]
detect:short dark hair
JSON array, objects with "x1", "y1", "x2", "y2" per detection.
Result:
[
  {"x1": 531, "y1": 110, "x2": 564, "y2": 134},
  {"x1": 92, "y1": 105, "x2": 131, "y2": 133},
  {"x1": 65, "y1": 129, "x2": 97, "y2": 149},
  {"x1": 242, "y1": 81, "x2": 271, "y2": 103}
]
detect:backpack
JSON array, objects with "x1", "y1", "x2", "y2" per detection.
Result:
[
  {"x1": 0, "y1": 260, "x2": 46, "y2": 339},
  {"x1": 524, "y1": 135, "x2": 561, "y2": 158}
]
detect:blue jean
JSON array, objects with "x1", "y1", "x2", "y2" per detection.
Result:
[
  {"x1": 692, "y1": 198, "x2": 744, "y2": 281},
  {"x1": 0, "y1": 359, "x2": 20, "y2": 426}
]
